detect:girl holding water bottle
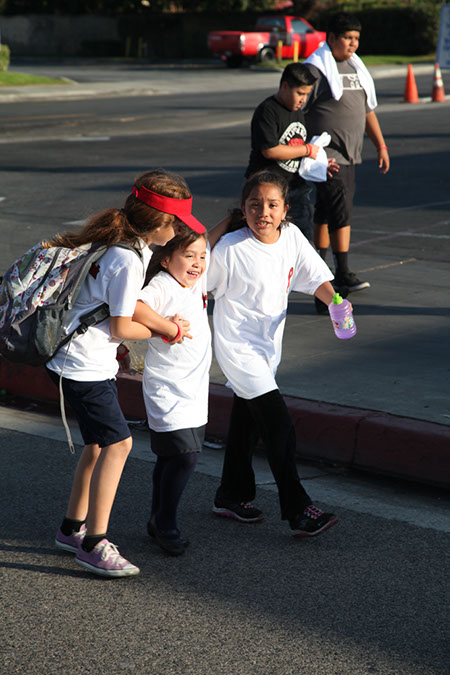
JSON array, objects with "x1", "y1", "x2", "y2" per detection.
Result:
[{"x1": 208, "y1": 170, "x2": 342, "y2": 538}]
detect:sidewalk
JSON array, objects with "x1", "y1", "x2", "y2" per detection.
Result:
[
  {"x1": 0, "y1": 61, "x2": 439, "y2": 103},
  {"x1": 1, "y1": 62, "x2": 449, "y2": 489}
]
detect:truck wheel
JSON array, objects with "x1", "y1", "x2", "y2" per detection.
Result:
[
  {"x1": 259, "y1": 47, "x2": 276, "y2": 64},
  {"x1": 225, "y1": 55, "x2": 243, "y2": 68}
]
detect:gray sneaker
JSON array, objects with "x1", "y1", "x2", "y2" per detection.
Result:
[{"x1": 76, "y1": 539, "x2": 140, "y2": 577}]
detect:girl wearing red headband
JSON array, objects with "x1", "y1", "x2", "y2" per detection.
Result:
[{"x1": 48, "y1": 169, "x2": 204, "y2": 577}]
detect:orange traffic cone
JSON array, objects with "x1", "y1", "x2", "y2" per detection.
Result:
[
  {"x1": 404, "y1": 64, "x2": 419, "y2": 103},
  {"x1": 432, "y1": 62, "x2": 446, "y2": 102}
]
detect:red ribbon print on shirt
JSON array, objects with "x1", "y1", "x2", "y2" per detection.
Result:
[{"x1": 286, "y1": 267, "x2": 294, "y2": 293}]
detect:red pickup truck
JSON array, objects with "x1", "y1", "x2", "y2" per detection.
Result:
[{"x1": 208, "y1": 15, "x2": 326, "y2": 68}]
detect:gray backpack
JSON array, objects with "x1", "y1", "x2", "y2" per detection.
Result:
[{"x1": 0, "y1": 241, "x2": 141, "y2": 367}]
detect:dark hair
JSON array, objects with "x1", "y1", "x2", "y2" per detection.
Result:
[
  {"x1": 280, "y1": 62, "x2": 316, "y2": 88},
  {"x1": 226, "y1": 171, "x2": 290, "y2": 234},
  {"x1": 45, "y1": 169, "x2": 192, "y2": 249},
  {"x1": 144, "y1": 224, "x2": 207, "y2": 285},
  {"x1": 327, "y1": 12, "x2": 361, "y2": 40}
]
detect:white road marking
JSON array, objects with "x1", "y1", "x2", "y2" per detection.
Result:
[
  {"x1": 62, "y1": 136, "x2": 110, "y2": 142},
  {"x1": 353, "y1": 200, "x2": 450, "y2": 220},
  {"x1": 0, "y1": 407, "x2": 448, "y2": 533},
  {"x1": 351, "y1": 219, "x2": 450, "y2": 248}
]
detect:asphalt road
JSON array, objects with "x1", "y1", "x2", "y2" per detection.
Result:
[{"x1": 1, "y1": 408, "x2": 449, "y2": 675}]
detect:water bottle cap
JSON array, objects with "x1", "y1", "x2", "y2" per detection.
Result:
[{"x1": 332, "y1": 292, "x2": 343, "y2": 305}]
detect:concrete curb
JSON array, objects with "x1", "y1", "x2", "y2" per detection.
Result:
[{"x1": 1, "y1": 359, "x2": 449, "y2": 489}]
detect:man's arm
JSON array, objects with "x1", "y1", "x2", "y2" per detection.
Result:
[{"x1": 365, "y1": 110, "x2": 390, "y2": 174}]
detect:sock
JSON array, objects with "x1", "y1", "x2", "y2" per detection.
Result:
[
  {"x1": 317, "y1": 247, "x2": 328, "y2": 262},
  {"x1": 333, "y1": 251, "x2": 350, "y2": 275},
  {"x1": 82, "y1": 534, "x2": 107, "y2": 552},
  {"x1": 60, "y1": 517, "x2": 85, "y2": 536},
  {"x1": 153, "y1": 453, "x2": 199, "y2": 531}
]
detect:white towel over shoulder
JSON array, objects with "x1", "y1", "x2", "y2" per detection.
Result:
[{"x1": 305, "y1": 42, "x2": 377, "y2": 110}]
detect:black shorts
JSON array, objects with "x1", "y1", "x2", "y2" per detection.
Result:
[
  {"x1": 46, "y1": 369, "x2": 131, "y2": 448},
  {"x1": 149, "y1": 425, "x2": 206, "y2": 458},
  {"x1": 287, "y1": 181, "x2": 314, "y2": 241},
  {"x1": 314, "y1": 164, "x2": 356, "y2": 232}
]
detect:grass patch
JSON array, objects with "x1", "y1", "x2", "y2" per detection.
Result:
[{"x1": 0, "y1": 71, "x2": 69, "y2": 86}]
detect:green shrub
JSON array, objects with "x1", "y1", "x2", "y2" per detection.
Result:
[{"x1": 0, "y1": 43, "x2": 10, "y2": 72}]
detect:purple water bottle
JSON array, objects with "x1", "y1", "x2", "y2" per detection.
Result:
[{"x1": 328, "y1": 292, "x2": 357, "y2": 339}]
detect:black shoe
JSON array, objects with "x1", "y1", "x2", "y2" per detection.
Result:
[
  {"x1": 334, "y1": 271, "x2": 370, "y2": 293},
  {"x1": 314, "y1": 296, "x2": 329, "y2": 315},
  {"x1": 213, "y1": 498, "x2": 264, "y2": 523},
  {"x1": 289, "y1": 505, "x2": 338, "y2": 538},
  {"x1": 147, "y1": 517, "x2": 189, "y2": 556}
]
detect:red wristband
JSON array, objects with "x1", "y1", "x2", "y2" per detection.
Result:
[
  {"x1": 305, "y1": 143, "x2": 312, "y2": 157},
  {"x1": 162, "y1": 321, "x2": 181, "y2": 344},
  {"x1": 116, "y1": 345, "x2": 129, "y2": 361},
  {"x1": 377, "y1": 145, "x2": 388, "y2": 151}
]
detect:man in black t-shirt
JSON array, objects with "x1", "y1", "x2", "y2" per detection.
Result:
[{"x1": 245, "y1": 63, "x2": 322, "y2": 242}]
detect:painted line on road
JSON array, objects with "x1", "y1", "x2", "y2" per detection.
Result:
[
  {"x1": 62, "y1": 136, "x2": 110, "y2": 142},
  {"x1": 0, "y1": 406, "x2": 448, "y2": 534},
  {"x1": 351, "y1": 219, "x2": 450, "y2": 248},
  {"x1": 357, "y1": 258, "x2": 417, "y2": 274},
  {"x1": 0, "y1": 113, "x2": 94, "y2": 122},
  {"x1": 353, "y1": 200, "x2": 450, "y2": 219}
]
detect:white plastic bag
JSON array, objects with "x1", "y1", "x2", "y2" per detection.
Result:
[{"x1": 298, "y1": 132, "x2": 331, "y2": 183}]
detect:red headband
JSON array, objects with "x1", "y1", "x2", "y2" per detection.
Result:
[{"x1": 132, "y1": 184, "x2": 205, "y2": 234}]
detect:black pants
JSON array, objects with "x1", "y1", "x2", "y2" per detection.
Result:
[{"x1": 216, "y1": 389, "x2": 312, "y2": 521}]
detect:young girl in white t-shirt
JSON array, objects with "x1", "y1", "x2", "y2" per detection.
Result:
[
  {"x1": 48, "y1": 169, "x2": 206, "y2": 577},
  {"x1": 132, "y1": 226, "x2": 210, "y2": 556},
  {"x1": 208, "y1": 170, "x2": 339, "y2": 538}
]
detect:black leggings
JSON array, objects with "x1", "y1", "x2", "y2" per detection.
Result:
[{"x1": 216, "y1": 390, "x2": 312, "y2": 521}]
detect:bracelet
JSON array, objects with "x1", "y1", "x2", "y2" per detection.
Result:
[
  {"x1": 305, "y1": 143, "x2": 312, "y2": 158},
  {"x1": 116, "y1": 345, "x2": 129, "y2": 361},
  {"x1": 377, "y1": 145, "x2": 388, "y2": 151},
  {"x1": 162, "y1": 321, "x2": 181, "y2": 344}
]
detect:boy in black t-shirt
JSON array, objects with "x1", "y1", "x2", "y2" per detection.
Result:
[{"x1": 245, "y1": 63, "x2": 324, "y2": 242}]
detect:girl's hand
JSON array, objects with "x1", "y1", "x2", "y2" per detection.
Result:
[
  {"x1": 166, "y1": 314, "x2": 192, "y2": 342},
  {"x1": 116, "y1": 344, "x2": 131, "y2": 372},
  {"x1": 327, "y1": 158, "x2": 340, "y2": 178}
]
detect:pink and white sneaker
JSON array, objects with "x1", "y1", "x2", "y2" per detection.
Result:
[
  {"x1": 55, "y1": 524, "x2": 86, "y2": 553},
  {"x1": 75, "y1": 539, "x2": 140, "y2": 578}
]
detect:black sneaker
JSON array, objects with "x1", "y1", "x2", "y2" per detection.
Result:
[
  {"x1": 213, "y1": 499, "x2": 264, "y2": 523},
  {"x1": 314, "y1": 296, "x2": 329, "y2": 315},
  {"x1": 289, "y1": 505, "x2": 338, "y2": 538},
  {"x1": 147, "y1": 517, "x2": 189, "y2": 556},
  {"x1": 334, "y1": 271, "x2": 370, "y2": 293}
]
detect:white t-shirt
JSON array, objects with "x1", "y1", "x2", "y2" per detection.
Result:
[
  {"x1": 208, "y1": 224, "x2": 333, "y2": 399},
  {"x1": 139, "y1": 270, "x2": 211, "y2": 433},
  {"x1": 47, "y1": 242, "x2": 151, "y2": 381}
]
